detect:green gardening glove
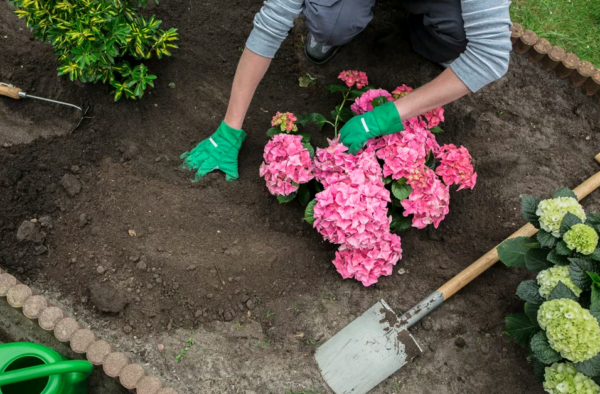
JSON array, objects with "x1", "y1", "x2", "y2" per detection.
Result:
[
  {"x1": 180, "y1": 121, "x2": 247, "y2": 181},
  {"x1": 339, "y1": 101, "x2": 404, "y2": 154}
]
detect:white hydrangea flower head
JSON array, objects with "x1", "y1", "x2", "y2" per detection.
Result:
[
  {"x1": 543, "y1": 362, "x2": 600, "y2": 394},
  {"x1": 537, "y1": 266, "x2": 582, "y2": 299},
  {"x1": 538, "y1": 299, "x2": 600, "y2": 363},
  {"x1": 536, "y1": 197, "x2": 586, "y2": 237},
  {"x1": 564, "y1": 223, "x2": 599, "y2": 255}
]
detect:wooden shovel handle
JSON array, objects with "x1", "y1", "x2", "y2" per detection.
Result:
[
  {"x1": 0, "y1": 85, "x2": 22, "y2": 99},
  {"x1": 438, "y1": 153, "x2": 600, "y2": 300}
]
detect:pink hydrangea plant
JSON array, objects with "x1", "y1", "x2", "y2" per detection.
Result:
[
  {"x1": 338, "y1": 70, "x2": 369, "y2": 89},
  {"x1": 313, "y1": 182, "x2": 391, "y2": 249},
  {"x1": 423, "y1": 107, "x2": 444, "y2": 128},
  {"x1": 392, "y1": 84, "x2": 413, "y2": 98},
  {"x1": 401, "y1": 177, "x2": 450, "y2": 229},
  {"x1": 351, "y1": 89, "x2": 393, "y2": 115},
  {"x1": 435, "y1": 144, "x2": 477, "y2": 191},
  {"x1": 259, "y1": 134, "x2": 313, "y2": 196},
  {"x1": 333, "y1": 232, "x2": 402, "y2": 286},
  {"x1": 271, "y1": 112, "x2": 298, "y2": 133}
]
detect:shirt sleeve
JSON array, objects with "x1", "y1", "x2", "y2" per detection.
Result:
[
  {"x1": 451, "y1": 0, "x2": 513, "y2": 92},
  {"x1": 246, "y1": 0, "x2": 304, "y2": 58}
]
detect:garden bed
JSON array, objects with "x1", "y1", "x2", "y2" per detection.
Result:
[{"x1": 1, "y1": 1, "x2": 600, "y2": 393}]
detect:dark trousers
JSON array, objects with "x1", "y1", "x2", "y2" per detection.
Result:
[{"x1": 303, "y1": 0, "x2": 468, "y2": 63}]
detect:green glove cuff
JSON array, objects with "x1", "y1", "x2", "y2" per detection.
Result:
[
  {"x1": 217, "y1": 121, "x2": 247, "y2": 150},
  {"x1": 372, "y1": 101, "x2": 404, "y2": 136}
]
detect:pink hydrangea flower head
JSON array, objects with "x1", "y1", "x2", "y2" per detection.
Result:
[
  {"x1": 271, "y1": 112, "x2": 298, "y2": 133},
  {"x1": 403, "y1": 116, "x2": 440, "y2": 155},
  {"x1": 401, "y1": 177, "x2": 450, "y2": 229},
  {"x1": 333, "y1": 233, "x2": 403, "y2": 286},
  {"x1": 376, "y1": 133, "x2": 425, "y2": 180},
  {"x1": 435, "y1": 144, "x2": 477, "y2": 190},
  {"x1": 351, "y1": 89, "x2": 393, "y2": 115},
  {"x1": 313, "y1": 182, "x2": 391, "y2": 248},
  {"x1": 405, "y1": 166, "x2": 437, "y2": 192},
  {"x1": 314, "y1": 138, "x2": 383, "y2": 188},
  {"x1": 259, "y1": 134, "x2": 314, "y2": 196},
  {"x1": 392, "y1": 84, "x2": 413, "y2": 99},
  {"x1": 423, "y1": 107, "x2": 445, "y2": 128},
  {"x1": 338, "y1": 70, "x2": 369, "y2": 89}
]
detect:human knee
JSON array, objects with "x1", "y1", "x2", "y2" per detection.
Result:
[{"x1": 304, "y1": 0, "x2": 374, "y2": 46}]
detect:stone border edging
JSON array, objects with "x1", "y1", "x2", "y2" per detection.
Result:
[
  {"x1": 0, "y1": 268, "x2": 177, "y2": 394},
  {"x1": 511, "y1": 23, "x2": 600, "y2": 100}
]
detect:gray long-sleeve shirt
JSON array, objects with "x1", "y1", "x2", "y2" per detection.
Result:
[{"x1": 246, "y1": 0, "x2": 512, "y2": 92}]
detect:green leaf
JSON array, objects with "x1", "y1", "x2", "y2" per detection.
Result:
[
  {"x1": 521, "y1": 195, "x2": 541, "y2": 227},
  {"x1": 391, "y1": 182, "x2": 412, "y2": 202},
  {"x1": 537, "y1": 229, "x2": 558, "y2": 248},
  {"x1": 430, "y1": 126, "x2": 444, "y2": 134},
  {"x1": 547, "y1": 249, "x2": 570, "y2": 266},
  {"x1": 590, "y1": 284, "x2": 600, "y2": 324},
  {"x1": 298, "y1": 133, "x2": 311, "y2": 143},
  {"x1": 297, "y1": 113, "x2": 327, "y2": 130},
  {"x1": 297, "y1": 184, "x2": 310, "y2": 206},
  {"x1": 267, "y1": 127, "x2": 283, "y2": 138},
  {"x1": 425, "y1": 152, "x2": 436, "y2": 171},
  {"x1": 383, "y1": 176, "x2": 393, "y2": 185},
  {"x1": 338, "y1": 107, "x2": 355, "y2": 123},
  {"x1": 390, "y1": 213, "x2": 412, "y2": 233},
  {"x1": 553, "y1": 187, "x2": 577, "y2": 199},
  {"x1": 525, "y1": 248, "x2": 552, "y2": 272},
  {"x1": 587, "y1": 213, "x2": 600, "y2": 232},
  {"x1": 569, "y1": 258, "x2": 599, "y2": 290},
  {"x1": 326, "y1": 85, "x2": 348, "y2": 93},
  {"x1": 548, "y1": 281, "x2": 578, "y2": 301},
  {"x1": 533, "y1": 359, "x2": 546, "y2": 383},
  {"x1": 560, "y1": 212, "x2": 583, "y2": 236},
  {"x1": 302, "y1": 142, "x2": 315, "y2": 159},
  {"x1": 371, "y1": 96, "x2": 389, "y2": 108},
  {"x1": 505, "y1": 313, "x2": 539, "y2": 346},
  {"x1": 590, "y1": 248, "x2": 600, "y2": 262},
  {"x1": 530, "y1": 331, "x2": 562, "y2": 365},
  {"x1": 575, "y1": 353, "x2": 600, "y2": 377},
  {"x1": 555, "y1": 240, "x2": 572, "y2": 256},
  {"x1": 516, "y1": 280, "x2": 545, "y2": 304},
  {"x1": 277, "y1": 193, "x2": 296, "y2": 204},
  {"x1": 524, "y1": 302, "x2": 541, "y2": 327},
  {"x1": 589, "y1": 272, "x2": 600, "y2": 285},
  {"x1": 304, "y1": 199, "x2": 317, "y2": 225},
  {"x1": 498, "y1": 237, "x2": 532, "y2": 267},
  {"x1": 298, "y1": 73, "x2": 316, "y2": 87}
]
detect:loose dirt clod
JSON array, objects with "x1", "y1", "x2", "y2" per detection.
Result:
[
  {"x1": 16, "y1": 220, "x2": 45, "y2": 243},
  {"x1": 60, "y1": 173, "x2": 81, "y2": 196},
  {"x1": 89, "y1": 282, "x2": 129, "y2": 313}
]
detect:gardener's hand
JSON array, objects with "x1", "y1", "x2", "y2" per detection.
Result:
[
  {"x1": 180, "y1": 121, "x2": 247, "y2": 181},
  {"x1": 339, "y1": 101, "x2": 404, "y2": 154}
]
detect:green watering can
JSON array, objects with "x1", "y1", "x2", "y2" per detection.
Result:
[{"x1": 0, "y1": 342, "x2": 93, "y2": 394}]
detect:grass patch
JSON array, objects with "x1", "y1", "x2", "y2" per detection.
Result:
[{"x1": 510, "y1": 0, "x2": 600, "y2": 66}]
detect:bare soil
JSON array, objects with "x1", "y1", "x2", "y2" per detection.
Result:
[{"x1": 1, "y1": 1, "x2": 600, "y2": 393}]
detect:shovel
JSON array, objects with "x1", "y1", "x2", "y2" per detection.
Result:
[
  {"x1": 315, "y1": 152, "x2": 600, "y2": 394},
  {"x1": 0, "y1": 82, "x2": 89, "y2": 133}
]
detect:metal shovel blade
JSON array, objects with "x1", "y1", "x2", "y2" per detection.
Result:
[{"x1": 315, "y1": 300, "x2": 422, "y2": 394}]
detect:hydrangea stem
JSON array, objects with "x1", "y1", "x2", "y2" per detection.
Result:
[{"x1": 333, "y1": 87, "x2": 352, "y2": 138}]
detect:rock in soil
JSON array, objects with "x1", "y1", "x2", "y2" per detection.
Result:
[
  {"x1": 89, "y1": 283, "x2": 129, "y2": 313},
  {"x1": 60, "y1": 174, "x2": 82, "y2": 197},
  {"x1": 16, "y1": 221, "x2": 45, "y2": 244}
]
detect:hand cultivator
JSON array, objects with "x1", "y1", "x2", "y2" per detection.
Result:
[
  {"x1": 316, "y1": 153, "x2": 600, "y2": 394},
  {"x1": 0, "y1": 82, "x2": 89, "y2": 133}
]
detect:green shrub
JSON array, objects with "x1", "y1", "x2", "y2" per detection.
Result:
[{"x1": 9, "y1": 0, "x2": 178, "y2": 101}]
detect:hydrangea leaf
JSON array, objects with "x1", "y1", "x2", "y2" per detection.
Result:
[
  {"x1": 298, "y1": 133, "x2": 311, "y2": 143},
  {"x1": 325, "y1": 85, "x2": 347, "y2": 93},
  {"x1": 537, "y1": 229, "x2": 558, "y2": 248},
  {"x1": 297, "y1": 184, "x2": 310, "y2": 207},
  {"x1": 548, "y1": 281, "x2": 579, "y2": 301},
  {"x1": 575, "y1": 353, "x2": 600, "y2": 377},
  {"x1": 430, "y1": 126, "x2": 444, "y2": 134},
  {"x1": 569, "y1": 258, "x2": 599, "y2": 290},
  {"x1": 533, "y1": 359, "x2": 546, "y2": 383},
  {"x1": 521, "y1": 195, "x2": 541, "y2": 227},
  {"x1": 302, "y1": 142, "x2": 315, "y2": 159},
  {"x1": 553, "y1": 187, "x2": 578, "y2": 200},
  {"x1": 524, "y1": 302, "x2": 541, "y2": 327},
  {"x1": 383, "y1": 176, "x2": 393, "y2": 185},
  {"x1": 498, "y1": 237, "x2": 532, "y2": 267},
  {"x1": 531, "y1": 331, "x2": 562, "y2": 365},
  {"x1": 296, "y1": 113, "x2": 327, "y2": 130},
  {"x1": 337, "y1": 107, "x2": 355, "y2": 123},
  {"x1": 590, "y1": 283, "x2": 600, "y2": 324},
  {"x1": 266, "y1": 127, "x2": 283, "y2": 138},
  {"x1": 586, "y1": 213, "x2": 600, "y2": 227},
  {"x1": 560, "y1": 212, "x2": 583, "y2": 236},
  {"x1": 277, "y1": 192, "x2": 296, "y2": 204},
  {"x1": 390, "y1": 211, "x2": 412, "y2": 233},
  {"x1": 525, "y1": 248, "x2": 552, "y2": 272},
  {"x1": 304, "y1": 199, "x2": 317, "y2": 225},
  {"x1": 547, "y1": 249, "x2": 570, "y2": 266},
  {"x1": 391, "y1": 182, "x2": 412, "y2": 202},
  {"x1": 505, "y1": 312, "x2": 539, "y2": 346},
  {"x1": 590, "y1": 247, "x2": 600, "y2": 262},
  {"x1": 425, "y1": 152, "x2": 437, "y2": 171},
  {"x1": 516, "y1": 280, "x2": 545, "y2": 304},
  {"x1": 555, "y1": 240, "x2": 572, "y2": 256},
  {"x1": 371, "y1": 96, "x2": 389, "y2": 108}
]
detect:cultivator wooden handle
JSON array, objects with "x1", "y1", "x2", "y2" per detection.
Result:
[
  {"x1": 400, "y1": 152, "x2": 600, "y2": 328},
  {"x1": 0, "y1": 85, "x2": 21, "y2": 100}
]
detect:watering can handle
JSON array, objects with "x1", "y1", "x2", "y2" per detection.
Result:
[{"x1": 0, "y1": 360, "x2": 93, "y2": 387}]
